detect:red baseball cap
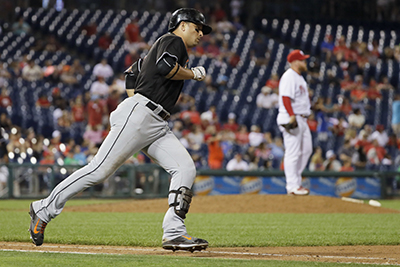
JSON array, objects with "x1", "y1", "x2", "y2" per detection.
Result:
[{"x1": 287, "y1": 49, "x2": 310, "y2": 63}]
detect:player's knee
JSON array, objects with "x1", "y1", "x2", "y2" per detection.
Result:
[
  {"x1": 304, "y1": 144, "x2": 313, "y2": 157},
  {"x1": 172, "y1": 162, "x2": 196, "y2": 185},
  {"x1": 181, "y1": 161, "x2": 196, "y2": 180}
]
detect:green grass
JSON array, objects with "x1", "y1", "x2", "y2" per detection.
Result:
[
  {"x1": 2, "y1": 199, "x2": 400, "y2": 266},
  {"x1": 379, "y1": 199, "x2": 400, "y2": 210},
  {"x1": 1, "y1": 206, "x2": 400, "y2": 246},
  {"x1": 0, "y1": 251, "x2": 388, "y2": 267}
]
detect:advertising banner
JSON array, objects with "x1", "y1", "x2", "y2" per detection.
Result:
[{"x1": 193, "y1": 176, "x2": 381, "y2": 199}]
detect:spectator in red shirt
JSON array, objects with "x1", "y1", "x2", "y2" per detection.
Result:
[
  {"x1": 207, "y1": 130, "x2": 224, "y2": 169},
  {"x1": 340, "y1": 73, "x2": 357, "y2": 91},
  {"x1": 340, "y1": 158, "x2": 354, "y2": 172},
  {"x1": 346, "y1": 41, "x2": 359, "y2": 63},
  {"x1": 355, "y1": 130, "x2": 371, "y2": 149},
  {"x1": 81, "y1": 21, "x2": 97, "y2": 36},
  {"x1": 307, "y1": 112, "x2": 318, "y2": 133},
  {"x1": 98, "y1": 31, "x2": 112, "y2": 50},
  {"x1": 339, "y1": 98, "x2": 353, "y2": 116},
  {"x1": 124, "y1": 49, "x2": 140, "y2": 69},
  {"x1": 365, "y1": 139, "x2": 387, "y2": 165},
  {"x1": 222, "y1": 113, "x2": 239, "y2": 132},
  {"x1": 87, "y1": 94, "x2": 106, "y2": 128},
  {"x1": 205, "y1": 38, "x2": 220, "y2": 57},
  {"x1": 333, "y1": 36, "x2": 349, "y2": 58},
  {"x1": 124, "y1": 18, "x2": 140, "y2": 44},
  {"x1": 366, "y1": 79, "x2": 382, "y2": 100},
  {"x1": 180, "y1": 105, "x2": 201, "y2": 126},
  {"x1": 235, "y1": 124, "x2": 249, "y2": 145},
  {"x1": 0, "y1": 88, "x2": 12, "y2": 111},
  {"x1": 265, "y1": 73, "x2": 280, "y2": 90},
  {"x1": 106, "y1": 90, "x2": 120, "y2": 116},
  {"x1": 36, "y1": 93, "x2": 51, "y2": 108},
  {"x1": 330, "y1": 116, "x2": 348, "y2": 137},
  {"x1": 211, "y1": 3, "x2": 227, "y2": 22},
  {"x1": 350, "y1": 79, "x2": 367, "y2": 102},
  {"x1": 228, "y1": 52, "x2": 240, "y2": 68},
  {"x1": 71, "y1": 95, "x2": 86, "y2": 123},
  {"x1": 39, "y1": 150, "x2": 55, "y2": 165}
]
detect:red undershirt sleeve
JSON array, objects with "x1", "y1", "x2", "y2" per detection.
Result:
[{"x1": 282, "y1": 96, "x2": 295, "y2": 116}]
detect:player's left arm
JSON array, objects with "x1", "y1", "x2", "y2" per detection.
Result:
[{"x1": 124, "y1": 58, "x2": 143, "y2": 97}]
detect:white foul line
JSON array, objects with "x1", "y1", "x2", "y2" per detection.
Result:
[{"x1": 0, "y1": 243, "x2": 399, "y2": 266}]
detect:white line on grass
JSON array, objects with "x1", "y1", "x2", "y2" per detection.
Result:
[
  {"x1": 1, "y1": 244, "x2": 399, "y2": 266},
  {"x1": 1, "y1": 249, "x2": 102, "y2": 255}
]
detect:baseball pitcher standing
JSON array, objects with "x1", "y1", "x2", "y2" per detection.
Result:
[
  {"x1": 29, "y1": 8, "x2": 212, "y2": 252},
  {"x1": 276, "y1": 50, "x2": 312, "y2": 195}
]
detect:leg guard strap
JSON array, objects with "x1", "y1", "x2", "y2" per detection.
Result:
[{"x1": 169, "y1": 186, "x2": 193, "y2": 219}]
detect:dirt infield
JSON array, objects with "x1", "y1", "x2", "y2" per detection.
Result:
[
  {"x1": 64, "y1": 195, "x2": 399, "y2": 214},
  {"x1": 4, "y1": 195, "x2": 400, "y2": 265}
]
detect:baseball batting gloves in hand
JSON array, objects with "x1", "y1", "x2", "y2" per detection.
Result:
[
  {"x1": 191, "y1": 66, "x2": 206, "y2": 81},
  {"x1": 281, "y1": 120, "x2": 298, "y2": 131}
]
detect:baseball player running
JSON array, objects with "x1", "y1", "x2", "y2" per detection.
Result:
[
  {"x1": 276, "y1": 50, "x2": 312, "y2": 195},
  {"x1": 29, "y1": 8, "x2": 212, "y2": 252}
]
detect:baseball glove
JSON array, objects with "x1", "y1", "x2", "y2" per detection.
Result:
[{"x1": 280, "y1": 121, "x2": 298, "y2": 131}]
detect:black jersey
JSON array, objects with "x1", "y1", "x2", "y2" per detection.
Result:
[{"x1": 134, "y1": 33, "x2": 189, "y2": 113}]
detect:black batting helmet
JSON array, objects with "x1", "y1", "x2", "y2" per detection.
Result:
[{"x1": 168, "y1": 8, "x2": 212, "y2": 35}]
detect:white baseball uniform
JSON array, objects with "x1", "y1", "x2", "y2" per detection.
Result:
[{"x1": 276, "y1": 68, "x2": 313, "y2": 192}]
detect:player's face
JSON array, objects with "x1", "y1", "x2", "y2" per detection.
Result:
[
  {"x1": 298, "y1": 59, "x2": 308, "y2": 72},
  {"x1": 184, "y1": 22, "x2": 204, "y2": 48}
]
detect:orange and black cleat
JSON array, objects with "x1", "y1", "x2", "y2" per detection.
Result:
[{"x1": 28, "y1": 203, "x2": 47, "y2": 246}]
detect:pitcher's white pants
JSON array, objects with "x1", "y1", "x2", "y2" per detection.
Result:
[{"x1": 279, "y1": 115, "x2": 313, "y2": 192}]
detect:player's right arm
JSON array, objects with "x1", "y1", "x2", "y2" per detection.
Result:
[
  {"x1": 156, "y1": 53, "x2": 205, "y2": 81},
  {"x1": 279, "y1": 73, "x2": 297, "y2": 125}
]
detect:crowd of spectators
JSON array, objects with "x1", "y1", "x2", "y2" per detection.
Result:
[{"x1": 302, "y1": 31, "x2": 400, "y2": 173}]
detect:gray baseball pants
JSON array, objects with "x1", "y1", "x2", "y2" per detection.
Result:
[{"x1": 32, "y1": 93, "x2": 196, "y2": 240}]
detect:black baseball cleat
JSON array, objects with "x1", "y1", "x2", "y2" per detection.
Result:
[
  {"x1": 28, "y1": 203, "x2": 47, "y2": 246},
  {"x1": 162, "y1": 235, "x2": 208, "y2": 252}
]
